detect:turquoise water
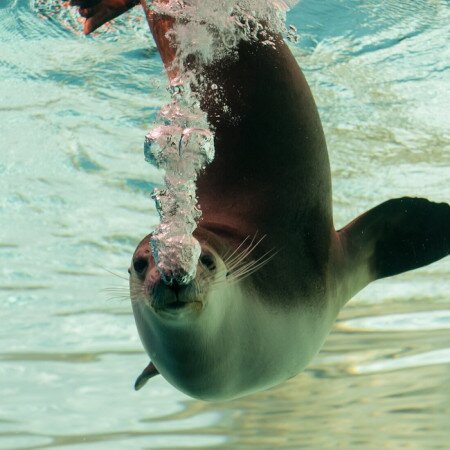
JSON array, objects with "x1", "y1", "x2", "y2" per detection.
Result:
[{"x1": 1, "y1": 0, "x2": 449, "y2": 449}]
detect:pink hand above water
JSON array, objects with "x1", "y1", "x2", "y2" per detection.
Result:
[{"x1": 69, "y1": 0, "x2": 140, "y2": 34}]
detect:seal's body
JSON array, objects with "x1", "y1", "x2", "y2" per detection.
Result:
[
  {"x1": 129, "y1": 26, "x2": 450, "y2": 400},
  {"x1": 71, "y1": 0, "x2": 450, "y2": 400}
]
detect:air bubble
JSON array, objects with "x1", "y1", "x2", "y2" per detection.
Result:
[{"x1": 145, "y1": 0, "x2": 299, "y2": 284}]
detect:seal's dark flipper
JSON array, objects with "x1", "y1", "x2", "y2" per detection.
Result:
[
  {"x1": 134, "y1": 361, "x2": 159, "y2": 391},
  {"x1": 342, "y1": 197, "x2": 450, "y2": 285}
]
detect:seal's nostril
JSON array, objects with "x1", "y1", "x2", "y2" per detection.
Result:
[{"x1": 133, "y1": 257, "x2": 148, "y2": 275}]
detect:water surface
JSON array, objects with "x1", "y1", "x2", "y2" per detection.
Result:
[{"x1": 1, "y1": 0, "x2": 449, "y2": 449}]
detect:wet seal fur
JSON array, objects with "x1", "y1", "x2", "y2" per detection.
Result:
[
  {"x1": 74, "y1": 1, "x2": 450, "y2": 400},
  {"x1": 129, "y1": 20, "x2": 450, "y2": 400}
]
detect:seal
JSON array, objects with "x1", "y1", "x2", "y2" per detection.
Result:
[{"x1": 73, "y1": 0, "x2": 450, "y2": 400}]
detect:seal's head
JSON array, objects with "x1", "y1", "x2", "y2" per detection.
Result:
[
  {"x1": 129, "y1": 229, "x2": 300, "y2": 401},
  {"x1": 129, "y1": 233, "x2": 225, "y2": 320},
  {"x1": 129, "y1": 230, "x2": 248, "y2": 400}
]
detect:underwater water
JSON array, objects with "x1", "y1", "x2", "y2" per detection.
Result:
[{"x1": 1, "y1": 0, "x2": 449, "y2": 448}]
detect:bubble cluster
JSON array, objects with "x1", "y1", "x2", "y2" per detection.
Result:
[
  {"x1": 145, "y1": 85, "x2": 214, "y2": 284},
  {"x1": 149, "y1": 0, "x2": 299, "y2": 65},
  {"x1": 146, "y1": 0, "x2": 299, "y2": 284}
]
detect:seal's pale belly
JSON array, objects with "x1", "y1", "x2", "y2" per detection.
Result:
[{"x1": 132, "y1": 276, "x2": 340, "y2": 400}]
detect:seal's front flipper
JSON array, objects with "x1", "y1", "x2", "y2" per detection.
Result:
[
  {"x1": 341, "y1": 197, "x2": 450, "y2": 291},
  {"x1": 134, "y1": 361, "x2": 159, "y2": 391}
]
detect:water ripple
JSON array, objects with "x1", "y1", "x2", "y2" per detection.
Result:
[
  {"x1": 349, "y1": 349, "x2": 450, "y2": 375},
  {"x1": 1, "y1": 0, "x2": 449, "y2": 449},
  {"x1": 339, "y1": 310, "x2": 450, "y2": 332}
]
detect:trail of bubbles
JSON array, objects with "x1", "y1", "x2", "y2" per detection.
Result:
[
  {"x1": 145, "y1": 0, "x2": 298, "y2": 284},
  {"x1": 151, "y1": 0, "x2": 299, "y2": 64},
  {"x1": 145, "y1": 84, "x2": 214, "y2": 284}
]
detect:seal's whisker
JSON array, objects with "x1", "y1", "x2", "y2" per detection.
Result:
[
  {"x1": 105, "y1": 295, "x2": 131, "y2": 302},
  {"x1": 208, "y1": 269, "x2": 230, "y2": 289},
  {"x1": 227, "y1": 233, "x2": 260, "y2": 266},
  {"x1": 101, "y1": 286, "x2": 132, "y2": 302},
  {"x1": 196, "y1": 266, "x2": 214, "y2": 285},
  {"x1": 95, "y1": 264, "x2": 129, "y2": 281},
  {"x1": 228, "y1": 248, "x2": 279, "y2": 283},
  {"x1": 229, "y1": 253, "x2": 267, "y2": 277},
  {"x1": 101, "y1": 283, "x2": 143, "y2": 301},
  {"x1": 210, "y1": 251, "x2": 274, "y2": 289},
  {"x1": 102, "y1": 286, "x2": 128, "y2": 291},
  {"x1": 129, "y1": 284, "x2": 147, "y2": 304},
  {"x1": 102, "y1": 286, "x2": 134, "y2": 293},
  {"x1": 224, "y1": 235, "x2": 256, "y2": 270},
  {"x1": 205, "y1": 235, "x2": 274, "y2": 289},
  {"x1": 130, "y1": 285, "x2": 145, "y2": 295},
  {"x1": 101, "y1": 290, "x2": 131, "y2": 302},
  {"x1": 223, "y1": 235, "x2": 253, "y2": 266},
  {"x1": 101, "y1": 288, "x2": 128, "y2": 296},
  {"x1": 224, "y1": 241, "x2": 249, "y2": 266},
  {"x1": 104, "y1": 294, "x2": 130, "y2": 299},
  {"x1": 225, "y1": 234, "x2": 267, "y2": 274}
]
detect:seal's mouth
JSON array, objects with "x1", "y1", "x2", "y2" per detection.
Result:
[
  {"x1": 156, "y1": 302, "x2": 204, "y2": 319},
  {"x1": 152, "y1": 299, "x2": 204, "y2": 319},
  {"x1": 153, "y1": 297, "x2": 200, "y2": 311},
  {"x1": 150, "y1": 282, "x2": 203, "y2": 315},
  {"x1": 163, "y1": 300, "x2": 188, "y2": 310}
]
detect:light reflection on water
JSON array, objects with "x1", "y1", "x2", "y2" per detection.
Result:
[{"x1": 1, "y1": 0, "x2": 449, "y2": 449}]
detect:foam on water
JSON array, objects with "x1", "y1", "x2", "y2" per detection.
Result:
[
  {"x1": 151, "y1": 0, "x2": 299, "y2": 64},
  {"x1": 145, "y1": 0, "x2": 298, "y2": 283}
]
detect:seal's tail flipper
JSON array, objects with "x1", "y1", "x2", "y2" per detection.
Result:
[
  {"x1": 340, "y1": 197, "x2": 450, "y2": 295},
  {"x1": 134, "y1": 361, "x2": 160, "y2": 391}
]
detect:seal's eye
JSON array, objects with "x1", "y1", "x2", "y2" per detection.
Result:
[
  {"x1": 200, "y1": 253, "x2": 216, "y2": 271},
  {"x1": 133, "y1": 257, "x2": 148, "y2": 276}
]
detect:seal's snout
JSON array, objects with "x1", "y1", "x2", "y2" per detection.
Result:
[
  {"x1": 130, "y1": 235, "x2": 213, "y2": 316},
  {"x1": 159, "y1": 269, "x2": 189, "y2": 287},
  {"x1": 161, "y1": 277, "x2": 182, "y2": 292},
  {"x1": 150, "y1": 278, "x2": 202, "y2": 313},
  {"x1": 156, "y1": 249, "x2": 216, "y2": 290}
]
